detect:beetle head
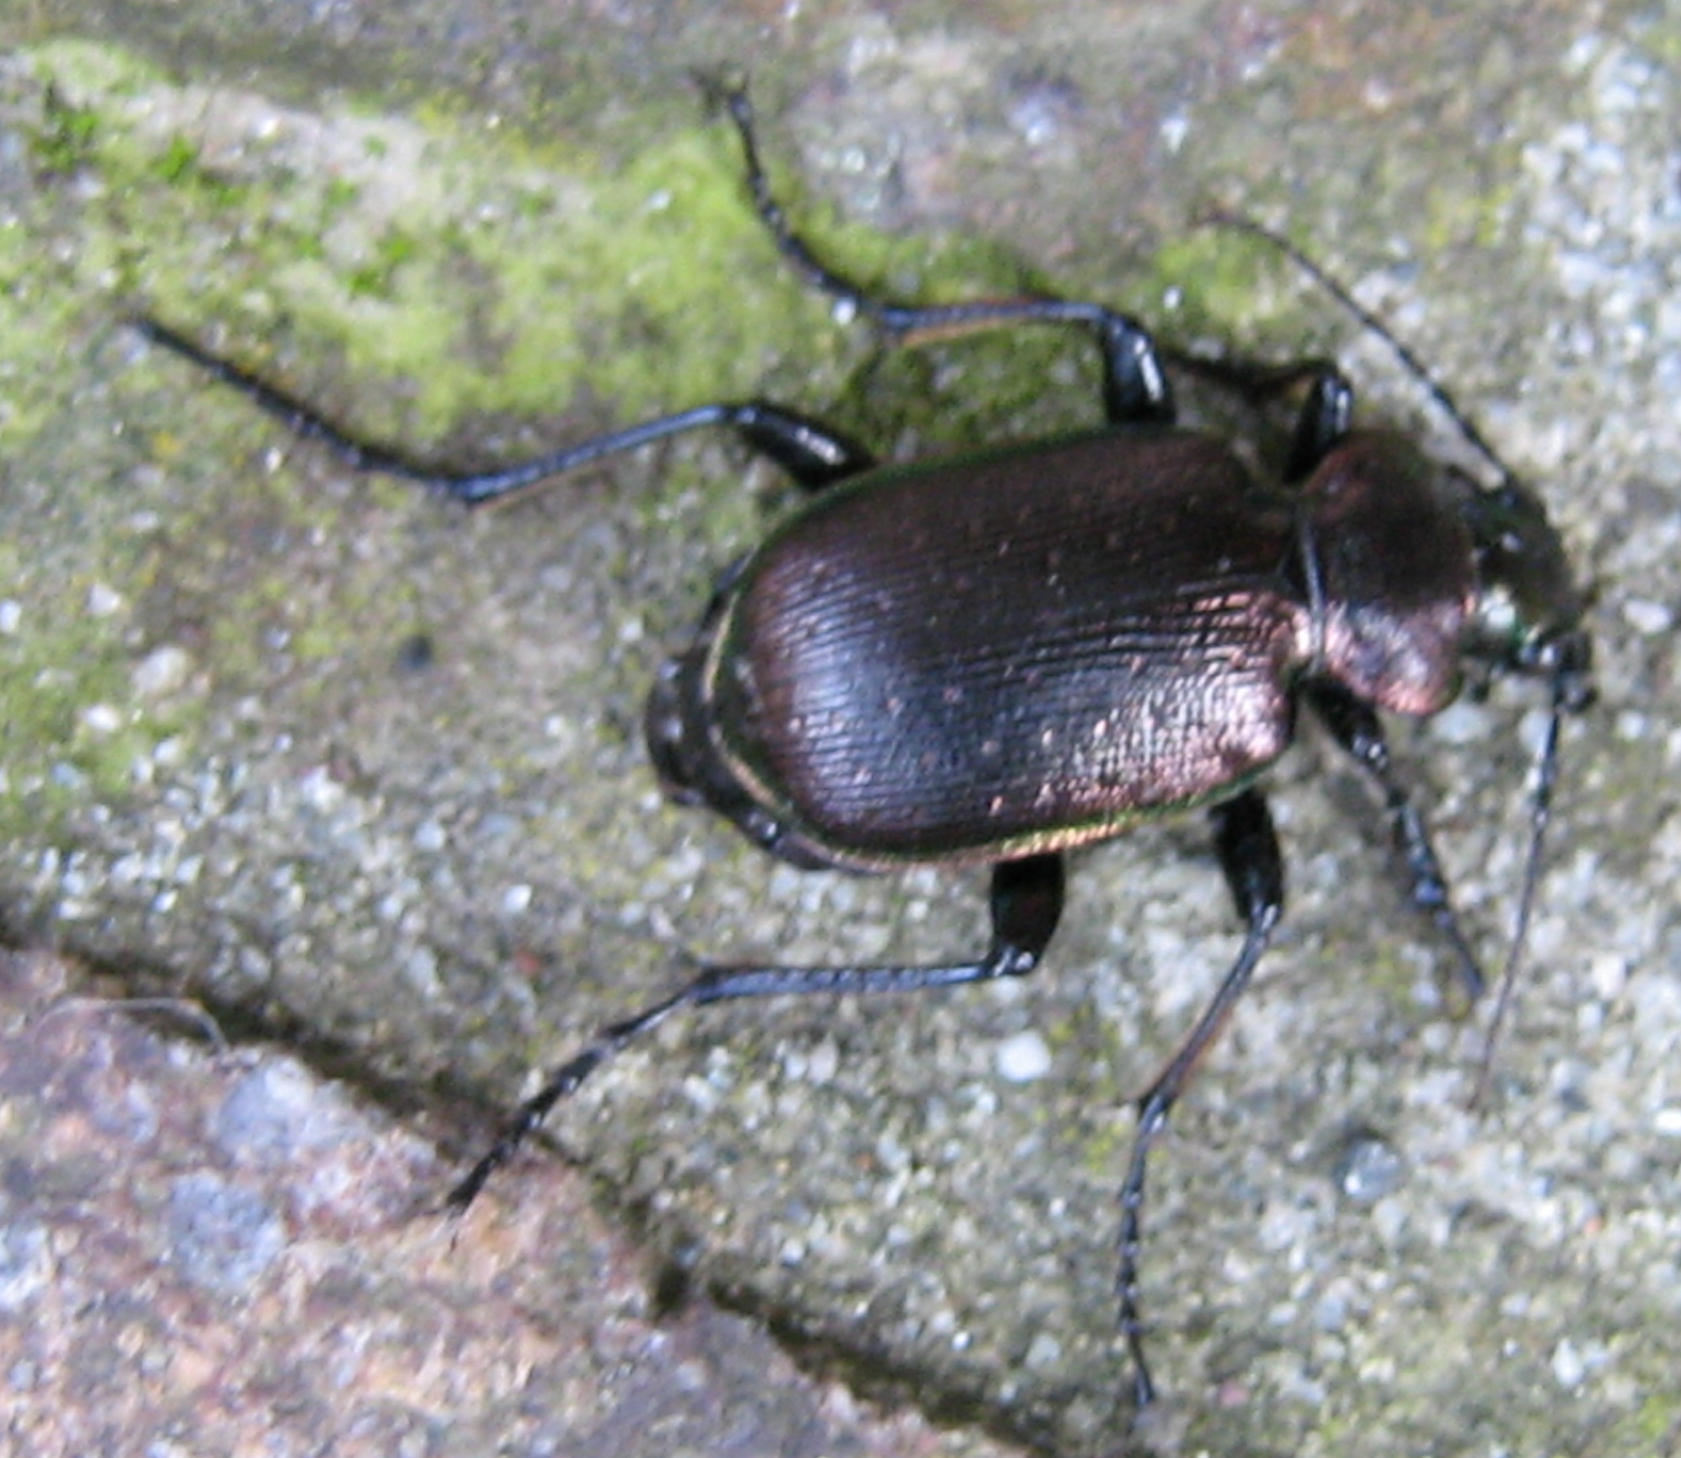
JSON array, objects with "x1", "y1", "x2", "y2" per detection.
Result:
[{"x1": 1464, "y1": 475, "x2": 1594, "y2": 710}]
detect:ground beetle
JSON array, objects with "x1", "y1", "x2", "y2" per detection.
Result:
[{"x1": 137, "y1": 85, "x2": 1593, "y2": 1414}]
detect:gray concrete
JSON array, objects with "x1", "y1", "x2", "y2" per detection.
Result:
[{"x1": 2, "y1": 3, "x2": 1677, "y2": 1453}]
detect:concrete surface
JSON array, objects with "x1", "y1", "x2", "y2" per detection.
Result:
[{"x1": 1, "y1": 3, "x2": 1678, "y2": 1454}]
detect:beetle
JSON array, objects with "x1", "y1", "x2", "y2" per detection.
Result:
[{"x1": 135, "y1": 84, "x2": 1593, "y2": 1413}]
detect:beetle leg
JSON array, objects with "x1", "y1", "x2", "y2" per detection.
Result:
[
  {"x1": 714, "y1": 84, "x2": 1175, "y2": 428},
  {"x1": 1118, "y1": 787, "x2": 1282, "y2": 1410},
  {"x1": 447, "y1": 853, "x2": 1064, "y2": 1213},
  {"x1": 137, "y1": 318, "x2": 878, "y2": 506},
  {"x1": 1159, "y1": 345, "x2": 1355, "y2": 481},
  {"x1": 1197, "y1": 210, "x2": 1523, "y2": 489},
  {"x1": 1306, "y1": 680, "x2": 1484, "y2": 1001},
  {"x1": 1280, "y1": 369, "x2": 1356, "y2": 481},
  {"x1": 725, "y1": 401, "x2": 877, "y2": 492}
]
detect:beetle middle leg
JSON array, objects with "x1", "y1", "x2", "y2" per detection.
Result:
[
  {"x1": 136, "y1": 314, "x2": 879, "y2": 509},
  {"x1": 445, "y1": 852, "x2": 1065, "y2": 1210}
]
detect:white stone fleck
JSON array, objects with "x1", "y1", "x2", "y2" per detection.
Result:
[
  {"x1": 86, "y1": 582, "x2": 124, "y2": 617},
  {"x1": 1623, "y1": 597, "x2": 1673, "y2": 635},
  {"x1": 1551, "y1": 1337, "x2": 1585, "y2": 1389},
  {"x1": 996, "y1": 1030, "x2": 1052, "y2": 1083},
  {"x1": 80, "y1": 703, "x2": 122, "y2": 735},
  {"x1": 133, "y1": 645, "x2": 193, "y2": 699},
  {"x1": 1652, "y1": 1106, "x2": 1681, "y2": 1138},
  {"x1": 1024, "y1": 1331, "x2": 1063, "y2": 1370}
]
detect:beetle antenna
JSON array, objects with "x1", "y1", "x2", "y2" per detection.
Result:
[
  {"x1": 1469, "y1": 669, "x2": 1567, "y2": 1108},
  {"x1": 1199, "y1": 211, "x2": 1517, "y2": 491}
]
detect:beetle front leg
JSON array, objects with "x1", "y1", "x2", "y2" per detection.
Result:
[
  {"x1": 1307, "y1": 680, "x2": 1484, "y2": 1001},
  {"x1": 1117, "y1": 786, "x2": 1283, "y2": 1410},
  {"x1": 1160, "y1": 345, "x2": 1355, "y2": 482},
  {"x1": 447, "y1": 853, "x2": 1064, "y2": 1212},
  {"x1": 717, "y1": 83, "x2": 1175, "y2": 429}
]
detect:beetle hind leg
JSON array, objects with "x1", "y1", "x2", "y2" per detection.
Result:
[
  {"x1": 448, "y1": 853, "x2": 1065, "y2": 1212},
  {"x1": 1117, "y1": 786, "x2": 1283, "y2": 1410}
]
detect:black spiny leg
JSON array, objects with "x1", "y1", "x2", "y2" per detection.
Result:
[
  {"x1": 1307, "y1": 680, "x2": 1484, "y2": 1001},
  {"x1": 1161, "y1": 346, "x2": 1355, "y2": 483},
  {"x1": 447, "y1": 854, "x2": 1065, "y2": 1212},
  {"x1": 1117, "y1": 787, "x2": 1283, "y2": 1410},
  {"x1": 1280, "y1": 367, "x2": 1355, "y2": 481},
  {"x1": 141, "y1": 77, "x2": 1177, "y2": 497},
  {"x1": 713, "y1": 83, "x2": 1175, "y2": 429},
  {"x1": 137, "y1": 315, "x2": 874, "y2": 506}
]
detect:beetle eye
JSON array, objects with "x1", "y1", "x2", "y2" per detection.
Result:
[{"x1": 1469, "y1": 482, "x2": 1584, "y2": 652}]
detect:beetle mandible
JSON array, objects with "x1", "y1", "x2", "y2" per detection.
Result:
[{"x1": 137, "y1": 84, "x2": 1593, "y2": 1413}]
